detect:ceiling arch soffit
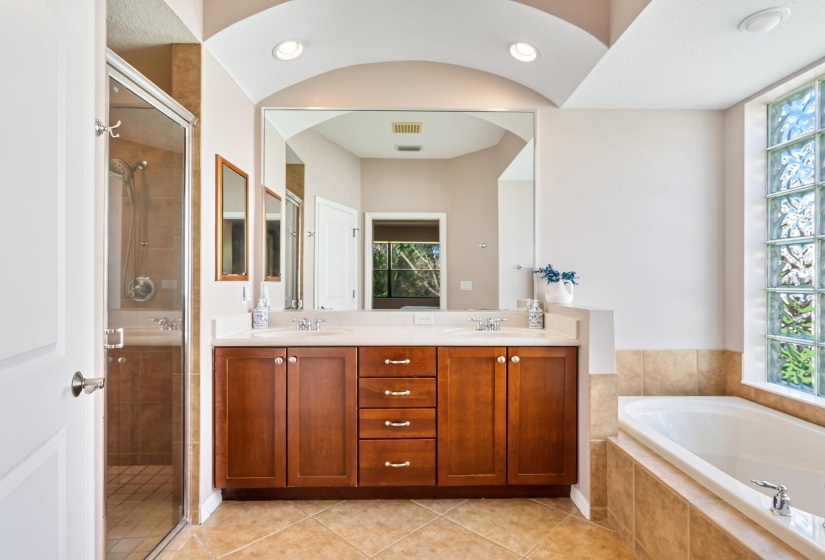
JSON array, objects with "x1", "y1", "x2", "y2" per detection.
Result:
[
  {"x1": 203, "y1": 0, "x2": 609, "y2": 44},
  {"x1": 204, "y1": 0, "x2": 608, "y2": 106}
]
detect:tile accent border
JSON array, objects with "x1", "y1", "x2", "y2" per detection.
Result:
[{"x1": 607, "y1": 434, "x2": 804, "y2": 559}]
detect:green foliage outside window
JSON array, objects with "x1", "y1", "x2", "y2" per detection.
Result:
[{"x1": 373, "y1": 242, "x2": 440, "y2": 298}]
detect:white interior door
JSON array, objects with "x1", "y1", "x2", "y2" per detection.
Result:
[
  {"x1": 0, "y1": 1, "x2": 96, "y2": 558},
  {"x1": 315, "y1": 197, "x2": 358, "y2": 310}
]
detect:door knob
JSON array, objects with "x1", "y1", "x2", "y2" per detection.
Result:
[{"x1": 71, "y1": 371, "x2": 105, "y2": 397}]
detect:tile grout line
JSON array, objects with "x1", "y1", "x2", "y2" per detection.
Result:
[
  {"x1": 438, "y1": 512, "x2": 544, "y2": 558},
  {"x1": 359, "y1": 507, "x2": 447, "y2": 558},
  {"x1": 205, "y1": 508, "x2": 311, "y2": 559},
  {"x1": 519, "y1": 513, "x2": 572, "y2": 558}
]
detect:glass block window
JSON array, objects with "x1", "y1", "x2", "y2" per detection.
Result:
[
  {"x1": 373, "y1": 242, "x2": 440, "y2": 298},
  {"x1": 766, "y1": 80, "x2": 825, "y2": 396}
]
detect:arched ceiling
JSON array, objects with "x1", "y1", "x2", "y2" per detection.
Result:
[{"x1": 204, "y1": 0, "x2": 607, "y2": 106}]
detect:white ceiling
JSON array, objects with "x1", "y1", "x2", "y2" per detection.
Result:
[
  {"x1": 202, "y1": 0, "x2": 825, "y2": 110},
  {"x1": 266, "y1": 110, "x2": 533, "y2": 159},
  {"x1": 205, "y1": 0, "x2": 606, "y2": 106},
  {"x1": 565, "y1": 0, "x2": 825, "y2": 109},
  {"x1": 108, "y1": 0, "x2": 196, "y2": 50}
]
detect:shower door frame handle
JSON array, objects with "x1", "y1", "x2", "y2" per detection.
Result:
[{"x1": 103, "y1": 327, "x2": 124, "y2": 349}]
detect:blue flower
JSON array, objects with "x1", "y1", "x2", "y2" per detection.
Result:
[{"x1": 534, "y1": 264, "x2": 579, "y2": 284}]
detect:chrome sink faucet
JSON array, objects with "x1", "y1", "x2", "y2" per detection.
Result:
[
  {"x1": 151, "y1": 317, "x2": 180, "y2": 331},
  {"x1": 290, "y1": 318, "x2": 327, "y2": 331},
  {"x1": 469, "y1": 318, "x2": 508, "y2": 331}
]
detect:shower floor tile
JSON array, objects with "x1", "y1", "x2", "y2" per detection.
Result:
[{"x1": 106, "y1": 465, "x2": 181, "y2": 560}]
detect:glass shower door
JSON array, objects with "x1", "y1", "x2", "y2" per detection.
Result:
[{"x1": 105, "y1": 65, "x2": 188, "y2": 558}]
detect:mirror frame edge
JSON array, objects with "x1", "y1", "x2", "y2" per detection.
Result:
[
  {"x1": 215, "y1": 154, "x2": 250, "y2": 281},
  {"x1": 263, "y1": 185, "x2": 282, "y2": 282}
]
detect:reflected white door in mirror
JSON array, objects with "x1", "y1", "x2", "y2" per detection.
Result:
[{"x1": 315, "y1": 197, "x2": 358, "y2": 310}]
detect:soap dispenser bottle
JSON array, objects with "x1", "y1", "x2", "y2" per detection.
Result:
[
  {"x1": 527, "y1": 299, "x2": 544, "y2": 329},
  {"x1": 252, "y1": 299, "x2": 269, "y2": 329}
]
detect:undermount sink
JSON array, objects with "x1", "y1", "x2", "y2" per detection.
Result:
[
  {"x1": 251, "y1": 328, "x2": 352, "y2": 338},
  {"x1": 442, "y1": 327, "x2": 546, "y2": 338}
]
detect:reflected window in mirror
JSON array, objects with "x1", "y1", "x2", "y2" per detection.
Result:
[
  {"x1": 215, "y1": 155, "x2": 249, "y2": 280},
  {"x1": 264, "y1": 187, "x2": 282, "y2": 281}
]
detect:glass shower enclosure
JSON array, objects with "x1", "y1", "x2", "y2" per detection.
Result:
[{"x1": 105, "y1": 52, "x2": 194, "y2": 557}]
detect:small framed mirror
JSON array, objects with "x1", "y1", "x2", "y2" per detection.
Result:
[
  {"x1": 215, "y1": 155, "x2": 249, "y2": 280},
  {"x1": 264, "y1": 187, "x2": 282, "y2": 281}
]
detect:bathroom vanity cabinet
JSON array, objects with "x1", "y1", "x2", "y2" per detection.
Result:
[
  {"x1": 437, "y1": 346, "x2": 577, "y2": 486},
  {"x1": 213, "y1": 344, "x2": 577, "y2": 494},
  {"x1": 213, "y1": 346, "x2": 356, "y2": 488}
]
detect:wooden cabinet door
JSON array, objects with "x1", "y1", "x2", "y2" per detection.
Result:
[
  {"x1": 287, "y1": 347, "x2": 358, "y2": 487},
  {"x1": 437, "y1": 347, "x2": 507, "y2": 486},
  {"x1": 507, "y1": 346, "x2": 577, "y2": 485},
  {"x1": 214, "y1": 347, "x2": 287, "y2": 488}
]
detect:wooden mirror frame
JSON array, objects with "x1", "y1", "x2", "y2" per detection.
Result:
[
  {"x1": 215, "y1": 155, "x2": 249, "y2": 281},
  {"x1": 263, "y1": 186, "x2": 282, "y2": 282}
]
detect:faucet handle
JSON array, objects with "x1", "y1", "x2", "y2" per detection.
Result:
[
  {"x1": 469, "y1": 318, "x2": 484, "y2": 330},
  {"x1": 312, "y1": 318, "x2": 327, "y2": 331},
  {"x1": 751, "y1": 480, "x2": 791, "y2": 516}
]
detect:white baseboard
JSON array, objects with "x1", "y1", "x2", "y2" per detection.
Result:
[
  {"x1": 199, "y1": 489, "x2": 222, "y2": 523},
  {"x1": 570, "y1": 485, "x2": 590, "y2": 519}
]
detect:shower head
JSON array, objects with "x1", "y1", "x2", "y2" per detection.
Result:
[
  {"x1": 110, "y1": 158, "x2": 133, "y2": 181},
  {"x1": 109, "y1": 158, "x2": 136, "y2": 204}
]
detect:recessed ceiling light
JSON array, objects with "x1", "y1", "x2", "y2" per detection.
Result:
[
  {"x1": 738, "y1": 7, "x2": 791, "y2": 33},
  {"x1": 509, "y1": 41, "x2": 539, "y2": 63},
  {"x1": 273, "y1": 40, "x2": 304, "y2": 61}
]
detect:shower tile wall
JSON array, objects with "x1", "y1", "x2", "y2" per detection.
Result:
[
  {"x1": 107, "y1": 346, "x2": 181, "y2": 466},
  {"x1": 109, "y1": 136, "x2": 184, "y2": 311}
]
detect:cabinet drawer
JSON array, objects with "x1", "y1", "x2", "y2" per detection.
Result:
[
  {"x1": 359, "y1": 408, "x2": 436, "y2": 439},
  {"x1": 359, "y1": 378, "x2": 436, "y2": 408},
  {"x1": 359, "y1": 347, "x2": 436, "y2": 377},
  {"x1": 359, "y1": 439, "x2": 436, "y2": 487}
]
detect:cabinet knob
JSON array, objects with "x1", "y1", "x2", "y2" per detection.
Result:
[
  {"x1": 117, "y1": 357, "x2": 128, "y2": 364},
  {"x1": 511, "y1": 356, "x2": 520, "y2": 364},
  {"x1": 288, "y1": 357, "x2": 297, "y2": 364},
  {"x1": 497, "y1": 356, "x2": 506, "y2": 363},
  {"x1": 274, "y1": 357, "x2": 284, "y2": 365}
]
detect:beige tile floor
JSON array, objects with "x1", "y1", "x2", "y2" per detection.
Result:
[
  {"x1": 106, "y1": 465, "x2": 181, "y2": 560},
  {"x1": 157, "y1": 498, "x2": 637, "y2": 559}
]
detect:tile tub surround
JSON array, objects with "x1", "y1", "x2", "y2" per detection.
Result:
[
  {"x1": 607, "y1": 435, "x2": 804, "y2": 560},
  {"x1": 619, "y1": 349, "x2": 825, "y2": 429},
  {"x1": 616, "y1": 350, "x2": 727, "y2": 397},
  {"x1": 154, "y1": 498, "x2": 635, "y2": 559}
]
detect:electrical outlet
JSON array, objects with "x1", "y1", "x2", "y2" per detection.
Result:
[
  {"x1": 460, "y1": 280, "x2": 473, "y2": 291},
  {"x1": 414, "y1": 313, "x2": 435, "y2": 325}
]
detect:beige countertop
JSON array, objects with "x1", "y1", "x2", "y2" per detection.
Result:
[{"x1": 212, "y1": 313, "x2": 579, "y2": 346}]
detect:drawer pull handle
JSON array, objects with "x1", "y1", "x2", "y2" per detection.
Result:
[
  {"x1": 385, "y1": 461, "x2": 411, "y2": 468},
  {"x1": 384, "y1": 359, "x2": 411, "y2": 365},
  {"x1": 384, "y1": 390, "x2": 411, "y2": 396},
  {"x1": 384, "y1": 420, "x2": 411, "y2": 427}
]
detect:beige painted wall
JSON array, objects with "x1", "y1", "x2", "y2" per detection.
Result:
[
  {"x1": 199, "y1": 49, "x2": 256, "y2": 515},
  {"x1": 258, "y1": 62, "x2": 726, "y2": 348},
  {"x1": 608, "y1": 0, "x2": 650, "y2": 45},
  {"x1": 288, "y1": 129, "x2": 362, "y2": 309}
]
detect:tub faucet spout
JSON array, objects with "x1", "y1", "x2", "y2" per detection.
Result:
[{"x1": 750, "y1": 480, "x2": 792, "y2": 516}]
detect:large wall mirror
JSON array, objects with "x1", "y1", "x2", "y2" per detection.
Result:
[
  {"x1": 264, "y1": 187, "x2": 282, "y2": 281},
  {"x1": 216, "y1": 155, "x2": 249, "y2": 280},
  {"x1": 262, "y1": 110, "x2": 535, "y2": 310}
]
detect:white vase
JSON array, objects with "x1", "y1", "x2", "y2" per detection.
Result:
[{"x1": 544, "y1": 280, "x2": 574, "y2": 304}]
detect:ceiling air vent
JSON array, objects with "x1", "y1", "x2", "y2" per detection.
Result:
[
  {"x1": 395, "y1": 145, "x2": 422, "y2": 152},
  {"x1": 392, "y1": 122, "x2": 422, "y2": 134}
]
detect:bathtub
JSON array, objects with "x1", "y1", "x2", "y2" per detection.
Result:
[{"x1": 619, "y1": 396, "x2": 825, "y2": 559}]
